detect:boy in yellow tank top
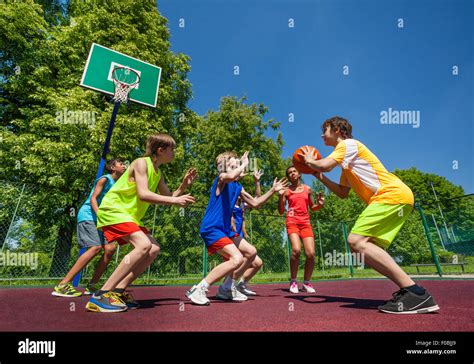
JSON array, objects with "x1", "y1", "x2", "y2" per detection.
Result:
[
  {"x1": 86, "y1": 133, "x2": 197, "y2": 313},
  {"x1": 299, "y1": 116, "x2": 439, "y2": 315}
]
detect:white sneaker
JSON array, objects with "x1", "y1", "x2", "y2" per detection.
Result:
[
  {"x1": 289, "y1": 281, "x2": 299, "y2": 294},
  {"x1": 301, "y1": 283, "x2": 316, "y2": 293},
  {"x1": 186, "y1": 285, "x2": 210, "y2": 305},
  {"x1": 236, "y1": 282, "x2": 257, "y2": 296},
  {"x1": 216, "y1": 285, "x2": 248, "y2": 301}
]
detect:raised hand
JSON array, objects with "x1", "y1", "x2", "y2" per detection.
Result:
[
  {"x1": 240, "y1": 151, "x2": 249, "y2": 169},
  {"x1": 174, "y1": 194, "x2": 196, "y2": 207},
  {"x1": 298, "y1": 146, "x2": 319, "y2": 166},
  {"x1": 316, "y1": 192, "x2": 325, "y2": 206},
  {"x1": 272, "y1": 177, "x2": 289, "y2": 193},
  {"x1": 182, "y1": 168, "x2": 198, "y2": 188},
  {"x1": 253, "y1": 169, "x2": 263, "y2": 182}
]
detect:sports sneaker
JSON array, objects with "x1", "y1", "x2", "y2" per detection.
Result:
[
  {"x1": 289, "y1": 281, "x2": 299, "y2": 294},
  {"x1": 84, "y1": 283, "x2": 100, "y2": 296},
  {"x1": 216, "y1": 285, "x2": 248, "y2": 301},
  {"x1": 301, "y1": 282, "x2": 316, "y2": 293},
  {"x1": 378, "y1": 288, "x2": 440, "y2": 314},
  {"x1": 85, "y1": 292, "x2": 127, "y2": 313},
  {"x1": 115, "y1": 291, "x2": 140, "y2": 310},
  {"x1": 236, "y1": 281, "x2": 257, "y2": 296},
  {"x1": 186, "y1": 285, "x2": 210, "y2": 306},
  {"x1": 51, "y1": 282, "x2": 82, "y2": 297}
]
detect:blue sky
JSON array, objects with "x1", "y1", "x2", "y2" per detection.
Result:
[{"x1": 158, "y1": 0, "x2": 473, "y2": 194}]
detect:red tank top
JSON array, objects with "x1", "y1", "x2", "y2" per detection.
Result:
[{"x1": 286, "y1": 185, "x2": 311, "y2": 225}]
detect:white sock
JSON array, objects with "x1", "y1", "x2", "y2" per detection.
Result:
[
  {"x1": 222, "y1": 276, "x2": 234, "y2": 290},
  {"x1": 198, "y1": 279, "x2": 210, "y2": 289},
  {"x1": 238, "y1": 279, "x2": 247, "y2": 286}
]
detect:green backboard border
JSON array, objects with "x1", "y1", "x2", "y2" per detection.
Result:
[{"x1": 80, "y1": 43, "x2": 162, "y2": 108}]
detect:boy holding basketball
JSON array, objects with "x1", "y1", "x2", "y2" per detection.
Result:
[
  {"x1": 298, "y1": 116, "x2": 439, "y2": 314},
  {"x1": 186, "y1": 151, "x2": 288, "y2": 305},
  {"x1": 86, "y1": 133, "x2": 197, "y2": 313}
]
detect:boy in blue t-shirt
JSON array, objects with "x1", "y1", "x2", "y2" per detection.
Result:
[
  {"x1": 186, "y1": 151, "x2": 288, "y2": 305},
  {"x1": 52, "y1": 159, "x2": 126, "y2": 297}
]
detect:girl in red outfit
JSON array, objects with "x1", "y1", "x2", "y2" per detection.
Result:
[{"x1": 278, "y1": 166, "x2": 325, "y2": 293}]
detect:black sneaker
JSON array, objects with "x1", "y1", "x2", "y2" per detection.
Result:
[{"x1": 378, "y1": 288, "x2": 440, "y2": 314}]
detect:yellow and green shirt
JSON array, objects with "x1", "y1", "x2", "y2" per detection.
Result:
[
  {"x1": 97, "y1": 157, "x2": 162, "y2": 228},
  {"x1": 327, "y1": 139, "x2": 414, "y2": 206}
]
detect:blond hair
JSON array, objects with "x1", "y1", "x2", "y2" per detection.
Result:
[{"x1": 216, "y1": 151, "x2": 237, "y2": 173}]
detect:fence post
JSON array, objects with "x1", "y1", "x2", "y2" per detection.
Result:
[
  {"x1": 2, "y1": 183, "x2": 26, "y2": 252},
  {"x1": 202, "y1": 244, "x2": 208, "y2": 278},
  {"x1": 341, "y1": 222, "x2": 354, "y2": 278},
  {"x1": 415, "y1": 203, "x2": 443, "y2": 277},
  {"x1": 316, "y1": 220, "x2": 325, "y2": 275}
]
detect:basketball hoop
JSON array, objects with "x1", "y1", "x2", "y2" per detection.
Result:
[{"x1": 112, "y1": 66, "x2": 140, "y2": 103}]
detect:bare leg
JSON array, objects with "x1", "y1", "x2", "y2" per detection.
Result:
[
  {"x1": 348, "y1": 233, "x2": 415, "y2": 288},
  {"x1": 60, "y1": 246, "x2": 102, "y2": 285},
  {"x1": 204, "y1": 244, "x2": 243, "y2": 285},
  {"x1": 302, "y1": 236, "x2": 315, "y2": 282},
  {"x1": 231, "y1": 236, "x2": 257, "y2": 280},
  {"x1": 89, "y1": 243, "x2": 117, "y2": 285},
  {"x1": 116, "y1": 235, "x2": 160, "y2": 290},
  {"x1": 241, "y1": 255, "x2": 263, "y2": 282},
  {"x1": 100, "y1": 231, "x2": 152, "y2": 291},
  {"x1": 288, "y1": 233, "x2": 302, "y2": 280}
]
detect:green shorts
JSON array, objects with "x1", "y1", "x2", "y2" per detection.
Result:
[{"x1": 351, "y1": 203, "x2": 413, "y2": 249}]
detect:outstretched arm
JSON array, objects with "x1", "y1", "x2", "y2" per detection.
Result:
[
  {"x1": 240, "y1": 177, "x2": 289, "y2": 209},
  {"x1": 134, "y1": 159, "x2": 196, "y2": 206},
  {"x1": 308, "y1": 188, "x2": 325, "y2": 211}
]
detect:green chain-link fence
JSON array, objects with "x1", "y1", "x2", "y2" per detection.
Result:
[{"x1": 1, "y1": 181, "x2": 472, "y2": 286}]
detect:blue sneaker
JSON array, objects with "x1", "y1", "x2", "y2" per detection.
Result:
[{"x1": 85, "y1": 292, "x2": 127, "y2": 313}]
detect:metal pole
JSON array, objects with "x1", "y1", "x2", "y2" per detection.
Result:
[
  {"x1": 341, "y1": 222, "x2": 354, "y2": 278},
  {"x1": 73, "y1": 101, "x2": 121, "y2": 287},
  {"x1": 430, "y1": 214, "x2": 446, "y2": 250},
  {"x1": 416, "y1": 203, "x2": 443, "y2": 277},
  {"x1": 316, "y1": 220, "x2": 325, "y2": 274},
  {"x1": 2, "y1": 184, "x2": 26, "y2": 252},
  {"x1": 429, "y1": 182, "x2": 453, "y2": 243}
]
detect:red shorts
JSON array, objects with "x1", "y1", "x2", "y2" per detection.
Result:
[
  {"x1": 207, "y1": 234, "x2": 239, "y2": 256},
  {"x1": 102, "y1": 222, "x2": 150, "y2": 246},
  {"x1": 286, "y1": 223, "x2": 314, "y2": 239}
]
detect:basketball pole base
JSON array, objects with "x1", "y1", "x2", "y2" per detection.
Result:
[{"x1": 72, "y1": 101, "x2": 121, "y2": 288}]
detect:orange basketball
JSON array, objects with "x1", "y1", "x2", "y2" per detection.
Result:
[{"x1": 292, "y1": 146, "x2": 321, "y2": 174}]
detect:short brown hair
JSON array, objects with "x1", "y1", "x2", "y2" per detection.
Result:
[
  {"x1": 105, "y1": 158, "x2": 123, "y2": 173},
  {"x1": 321, "y1": 116, "x2": 352, "y2": 139},
  {"x1": 216, "y1": 151, "x2": 238, "y2": 172},
  {"x1": 144, "y1": 133, "x2": 176, "y2": 157}
]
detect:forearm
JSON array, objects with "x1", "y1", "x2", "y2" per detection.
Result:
[
  {"x1": 319, "y1": 175, "x2": 346, "y2": 199},
  {"x1": 90, "y1": 200, "x2": 99, "y2": 215},
  {"x1": 172, "y1": 183, "x2": 187, "y2": 197},
  {"x1": 139, "y1": 191, "x2": 177, "y2": 205},
  {"x1": 254, "y1": 188, "x2": 276, "y2": 208},
  {"x1": 255, "y1": 182, "x2": 261, "y2": 198},
  {"x1": 278, "y1": 196, "x2": 286, "y2": 215}
]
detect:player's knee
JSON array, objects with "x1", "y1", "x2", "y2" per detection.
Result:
[
  {"x1": 149, "y1": 244, "x2": 160, "y2": 258},
  {"x1": 253, "y1": 256, "x2": 263, "y2": 269},
  {"x1": 230, "y1": 253, "x2": 244, "y2": 269},
  {"x1": 305, "y1": 250, "x2": 315, "y2": 260},
  {"x1": 291, "y1": 248, "x2": 301, "y2": 259},
  {"x1": 347, "y1": 234, "x2": 365, "y2": 252},
  {"x1": 137, "y1": 241, "x2": 152, "y2": 256},
  {"x1": 90, "y1": 246, "x2": 102, "y2": 255},
  {"x1": 247, "y1": 246, "x2": 257, "y2": 260},
  {"x1": 103, "y1": 244, "x2": 116, "y2": 256}
]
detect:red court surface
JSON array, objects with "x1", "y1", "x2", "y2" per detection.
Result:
[{"x1": 0, "y1": 280, "x2": 472, "y2": 332}]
